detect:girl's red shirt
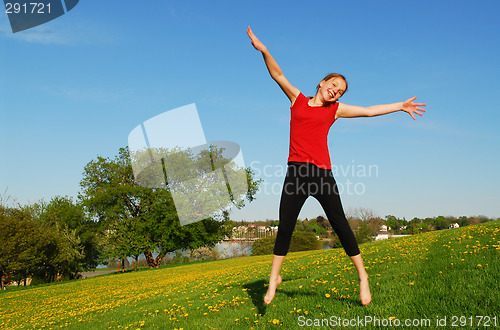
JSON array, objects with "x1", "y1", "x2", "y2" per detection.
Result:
[{"x1": 287, "y1": 92, "x2": 339, "y2": 169}]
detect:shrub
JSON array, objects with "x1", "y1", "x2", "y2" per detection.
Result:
[
  {"x1": 252, "y1": 231, "x2": 319, "y2": 256},
  {"x1": 289, "y1": 231, "x2": 319, "y2": 252},
  {"x1": 354, "y1": 221, "x2": 373, "y2": 244},
  {"x1": 251, "y1": 236, "x2": 275, "y2": 256}
]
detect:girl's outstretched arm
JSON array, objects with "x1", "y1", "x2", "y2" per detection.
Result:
[
  {"x1": 247, "y1": 26, "x2": 300, "y2": 105},
  {"x1": 336, "y1": 96, "x2": 426, "y2": 120}
]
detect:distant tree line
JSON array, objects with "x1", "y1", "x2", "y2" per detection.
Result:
[
  {"x1": 383, "y1": 214, "x2": 494, "y2": 234},
  {"x1": 247, "y1": 207, "x2": 498, "y2": 254},
  {"x1": 0, "y1": 147, "x2": 260, "y2": 289}
]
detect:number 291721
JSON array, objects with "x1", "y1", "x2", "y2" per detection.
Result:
[{"x1": 5, "y1": 2, "x2": 51, "y2": 14}]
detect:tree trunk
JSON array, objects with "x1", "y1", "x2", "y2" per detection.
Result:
[
  {"x1": 154, "y1": 250, "x2": 167, "y2": 267},
  {"x1": 134, "y1": 256, "x2": 138, "y2": 272},
  {"x1": 144, "y1": 250, "x2": 156, "y2": 268},
  {"x1": 144, "y1": 249, "x2": 168, "y2": 268}
]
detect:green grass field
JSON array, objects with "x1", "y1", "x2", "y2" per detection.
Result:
[{"x1": 1, "y1": 221, "x2": 499, "y2": 329}]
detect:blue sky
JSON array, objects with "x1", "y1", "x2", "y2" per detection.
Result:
[{"x1": 1, "y1": 0, "x2": 499, "y2": 221}]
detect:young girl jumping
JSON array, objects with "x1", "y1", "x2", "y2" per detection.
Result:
[{"x1": 247, "y1": 26, "x2": 426, "y2": 306}]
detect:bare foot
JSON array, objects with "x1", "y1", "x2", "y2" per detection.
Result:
[
  {"x1": 359, "y1": 276, "x2": 371, "y2": 305},
  {"x1": 264, "y1": 275, "x2": 282, "y2": 305}
]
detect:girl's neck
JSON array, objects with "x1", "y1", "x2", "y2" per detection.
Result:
[{"x1": 308, "y1": 94, "x2": 328, "y2": 107}]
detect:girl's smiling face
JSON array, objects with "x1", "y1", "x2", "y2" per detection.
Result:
[{"x1": 318, "y1": 77, "x2": 347, "y2": 104}]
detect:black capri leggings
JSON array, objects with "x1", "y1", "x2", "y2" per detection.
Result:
[{"x1": 273, "y1": 163, "x2": 360, "y2": 257}]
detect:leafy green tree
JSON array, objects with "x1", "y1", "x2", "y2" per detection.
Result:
[
  {"x1": 251, "y1": 236, "x2": 276, "y2": 256},
  {"x1": 419, "y1": 222, "x2": 430, "y2": 233},
  {"x1": 458, "y1": 216, "x2": 468, "y2": 227},
  {"x1": 315, "y1": 215, "x2": 331, "y2": 231},
  {"x1": 294, "y1": 220, "x2": 307, "y2": 232},
  {"x1": 289, "y1": 231, "x2": 319, "y2": 252},
  {"x1": 434, "y1": 216, "x2": 449, "y2": 230},
  {"x1": 79, "y1": 147, "x2": 260, "y2": 268},
  {"x1": 399, "y1": 218, "x2": 409, "y2": 231},
  {"x1": 0, "y1": 206, "x2": 17, "y2": 289},
  {"x1": 0, "y1": 206, "x2": 50, "y2": 285},
  {"x1": 39, "y1": 196, "x2": 101, "y2": 275},
  {"x1": 385, "y1": 215, "x2": 399, "y2": 231},
  {"x1": 34, "y1": 224, "x2": 84, "y2": 282},
  {"x1": 310, "y1": 222, "x2": 326, "y2": 235}
]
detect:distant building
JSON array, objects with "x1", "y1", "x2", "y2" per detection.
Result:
[
  {"x1": 380, "y1": 225, "x2": 389, "y2": 232},
  {"x1": 449, "y1": 223, "x2": 459, "y2": 229}
]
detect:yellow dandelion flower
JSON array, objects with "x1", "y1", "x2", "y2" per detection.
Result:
[
  {"x1": 272, "y1": 319, "x2": 280, "y2": 324},
  {"x1": 409, "y1": 282, "x2": 414, "y2": 286},
  {"x1": 477, "y1": 264, "x2": 483, "y2": 268},
  {"x1": 325, "y1": 293, "x2": 331, "y2": 298}
]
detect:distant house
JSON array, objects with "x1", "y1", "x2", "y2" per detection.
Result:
[
  {"x1": 449, "y1": 223, "x2": 459, "y2": 229},
  {"x1": 257, "y1": 225, "x2": 266, "y2": 233},
  {"x1": 380, "y1": 225, "x2": 389, "y2": 232}
]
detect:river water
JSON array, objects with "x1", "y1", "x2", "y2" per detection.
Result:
[{"x1": 215, "y1": 240, "x2": 334, "y2": 258}]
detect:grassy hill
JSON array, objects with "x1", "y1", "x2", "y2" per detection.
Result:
[{"x1": 1, "y1": 220, "x2": 499, "y2": 329}]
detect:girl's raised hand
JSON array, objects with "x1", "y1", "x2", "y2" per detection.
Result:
[
  {"x1": 247, "y1": 26, "x2": 267, "y2": 52},
  {"x1": 402, "y1": 96, "x2": 426, "y2": 120}
]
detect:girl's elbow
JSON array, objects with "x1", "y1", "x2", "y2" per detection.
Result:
[{"x1": 364, "y1": 109, "x2": 374, "y2": 117}]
